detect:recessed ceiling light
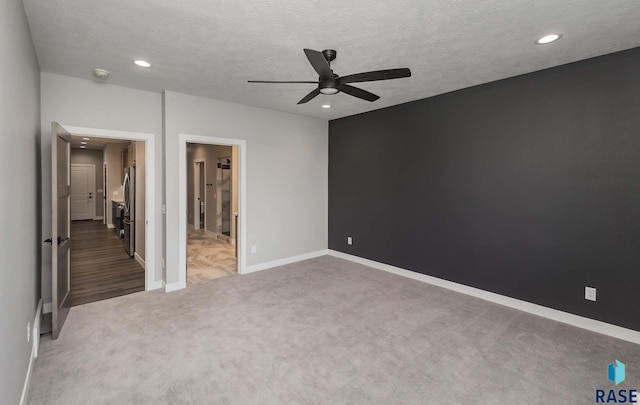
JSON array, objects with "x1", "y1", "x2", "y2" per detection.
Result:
[
  {"x1": 83, "y1": 137, "x2": 90, "y2": 140},
  {"x1": 134, "y1": 60, "x2": 151, "y2": 68},
  {"x1": 535, "y1": 34, "x2": 562, "y2": 45},
  {"x1": 81, "y1": 141, "x2": 87, "y2": 145},
  {"x1": 80, "y1": 146, "x2": 86, "y2": 149},
  {"x1": 321, "y1": 104, "x2": 331, "y2": 109}
]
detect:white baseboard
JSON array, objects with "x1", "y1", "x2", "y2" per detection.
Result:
[
  {"x1": 42, "y1": 302, "x2": 51, "y2": 314},
  {"x1": 328, "y1": 250, "x2": 640, "y2": 345},
  {"x1": 134, "y1": 252, "x2": 146, "y2": 269},
  {"x1": 165, "y1": 281, "x2": 186, "y2": 293},
  {"x1": 107, "y1": 224, "x2": 115, "y2": 229},
  {"x1": 243, "y1": 249, "x2": 330, "y2": 275},
  {"x1": 20, "y1": 299, "x2": 42, "y2": 405},
  {"x1": 93, "y1": 216, "x2": 103, "y2": 220}
]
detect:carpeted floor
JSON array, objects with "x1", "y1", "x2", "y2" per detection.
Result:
[{"x1": 28, "y1": 256, "x2": 639, "y2": 404}]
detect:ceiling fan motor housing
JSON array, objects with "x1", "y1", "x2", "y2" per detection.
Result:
[{"x1": 322, "y1": 49, "x2": 337, "y2": 62}]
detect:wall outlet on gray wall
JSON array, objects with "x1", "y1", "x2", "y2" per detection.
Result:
[
  {"x1": 585, "y1": 287, "x2": 596, "y2": 302},
  {"x1": 251, "y1": 245, "x2": 257, "y2": 253}
]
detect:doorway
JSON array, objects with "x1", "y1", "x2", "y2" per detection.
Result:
[
  {"x1": 68, "y1": 138, "x2": 146, "y2": 306},
  {"x1": 59, "y1": 125, "x2": 157, "y2": 291},
  {"x1": 185, "y1": 143, "x2": 238, "y2": 284}
]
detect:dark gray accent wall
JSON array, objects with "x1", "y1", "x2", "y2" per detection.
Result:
[{"x1": 329, "y1": 47, "x2": 640, "y2": 331}]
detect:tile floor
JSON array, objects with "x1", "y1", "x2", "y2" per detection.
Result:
[{"x1": 187, "y1": 225, "x2": 237, "y2": 284}]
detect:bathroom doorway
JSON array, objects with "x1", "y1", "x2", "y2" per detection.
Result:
[{"x1": 186, "y1": 143, "x2": 238, "y2": 284}]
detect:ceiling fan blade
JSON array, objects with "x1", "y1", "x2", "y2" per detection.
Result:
[
  {"x1": 338, "y1": 84, "x2": 380, "y2": 102},
  {"x1": 303, "y1": 49, "x2": 332, "y2": 79},
  {"x1": 339, "y1": 68, "x2": 411, "y2": 84},
  {"x1": 248, "y1": 80, "x2": 318, "y2": 84},
  {"x1": 297, "y1": 88, "x2": 321, "y2": 104}
]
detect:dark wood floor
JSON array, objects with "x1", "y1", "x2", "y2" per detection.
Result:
[{"x1": 70, "y1": 220, "x2": 145, "y2": 306}]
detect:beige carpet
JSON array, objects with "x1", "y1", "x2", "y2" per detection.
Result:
[
  {"x1": 187, "y1": 225, "x2": 236, "y2": 284},
  {"x1": 28, "y1": 256, "x2": 639, "y2": 404}
]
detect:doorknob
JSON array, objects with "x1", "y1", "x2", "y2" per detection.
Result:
[{"x1": 44, "y1": 238, "x2": 53, "y2": 244}]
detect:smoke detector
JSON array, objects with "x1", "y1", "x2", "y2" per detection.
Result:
[{"x1": 92, "y1": 68, "x2": 110, "y2": 79}]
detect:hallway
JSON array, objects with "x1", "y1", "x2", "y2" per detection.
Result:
[{"x1": 70, "y1": 220, "x2": 145, "y2": 306}]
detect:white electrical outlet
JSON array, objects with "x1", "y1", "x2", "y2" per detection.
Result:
[
  {"x1": 585, "y1": 286, "x2": 597, "y2": 302},
  {"x1": 27, "y1": 322, "x2": 31, "y2": 342},
  {"x1": 251, "y1": 245, "x2": 257, "y2": 254},
  {"x1": 347, "y1": 237, "x2": 352, "y2": 245}
]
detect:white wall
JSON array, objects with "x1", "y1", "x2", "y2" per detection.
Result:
[
  {"x1": 164, "y1": 91, "x2": 328, "y2": 284},
  {"x1": 0, "y1": 1, "x2": 41, "y2": 404},
  {"x1": 40, "y1": 73, "x2": 163, "y2": 306}
]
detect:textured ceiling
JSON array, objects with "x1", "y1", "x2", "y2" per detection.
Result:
[{"x1": 23, "y1": 0, "x2": 640, "y2": 120}]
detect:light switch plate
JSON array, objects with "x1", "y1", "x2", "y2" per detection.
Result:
[{"x1": 585, "y1": 286, "x2": 596, "y2": 302}]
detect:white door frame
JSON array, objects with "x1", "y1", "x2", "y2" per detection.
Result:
[
  {"x1": 179, "y1": 134, "x2": 246, "y2": 288},
  {"x1": 193, "y1": 158, "x2": 205, "y2": 229},
  {"x1": 70, "y1": 163, "x2": 96, "y2": 220},
  {"x1": 61, "y1": 125, "x2": 159, "y2": 291}
]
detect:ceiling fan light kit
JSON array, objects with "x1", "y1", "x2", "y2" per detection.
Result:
[{"x1": 249, "y1": 48, "x2": 411, "y2": 104}]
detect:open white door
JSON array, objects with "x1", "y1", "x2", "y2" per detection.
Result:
[{"x1": 51, "y1": 122, "x2": 72, "y2": 339}]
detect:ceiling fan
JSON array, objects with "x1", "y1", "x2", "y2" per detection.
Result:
[{"x1": 248, "y1": 49, "x2": 411, "y2": 104}]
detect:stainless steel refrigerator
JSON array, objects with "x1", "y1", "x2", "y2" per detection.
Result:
[{"x1": 123, "y1": 167, "x2": 135, "y2": 257}]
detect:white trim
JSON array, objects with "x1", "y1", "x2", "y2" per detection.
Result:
[
  {"x1": 178, "y1": 134, "x2": 247, "y2": 292},
  {"x1": 134, "y1": 252, "x2": 146, "y2": 269},
  {"x1": 20, "y1": 299, "x2": 42, "y2": 405},
  {"x1": 165, "y1": 281, "x2": 186, "y2": 293},
  {"x1": 106, "y1": 224, "x2": 115, "y2": 229},
  {"x1": 43, "y1": 302, "x2": 52, "y2": 314},
  {"x1": 93, "y1": 216, "x2": 103, "y2": 220},
  {"x1": 244, "y1": 250, "x2": 330, "y2": 274},
  {"x1": 32, "y1": 299, "x2": 42, "y2": 359},
  {"x1": 147, "y1": 279, "x2": 163, "y2": 290},
  {"x1": 328, "y1": 250, "x2": 640, "y2": 345},
  {"x1": 61, "y1": 125, "x2": 158, "y2": 292}
]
